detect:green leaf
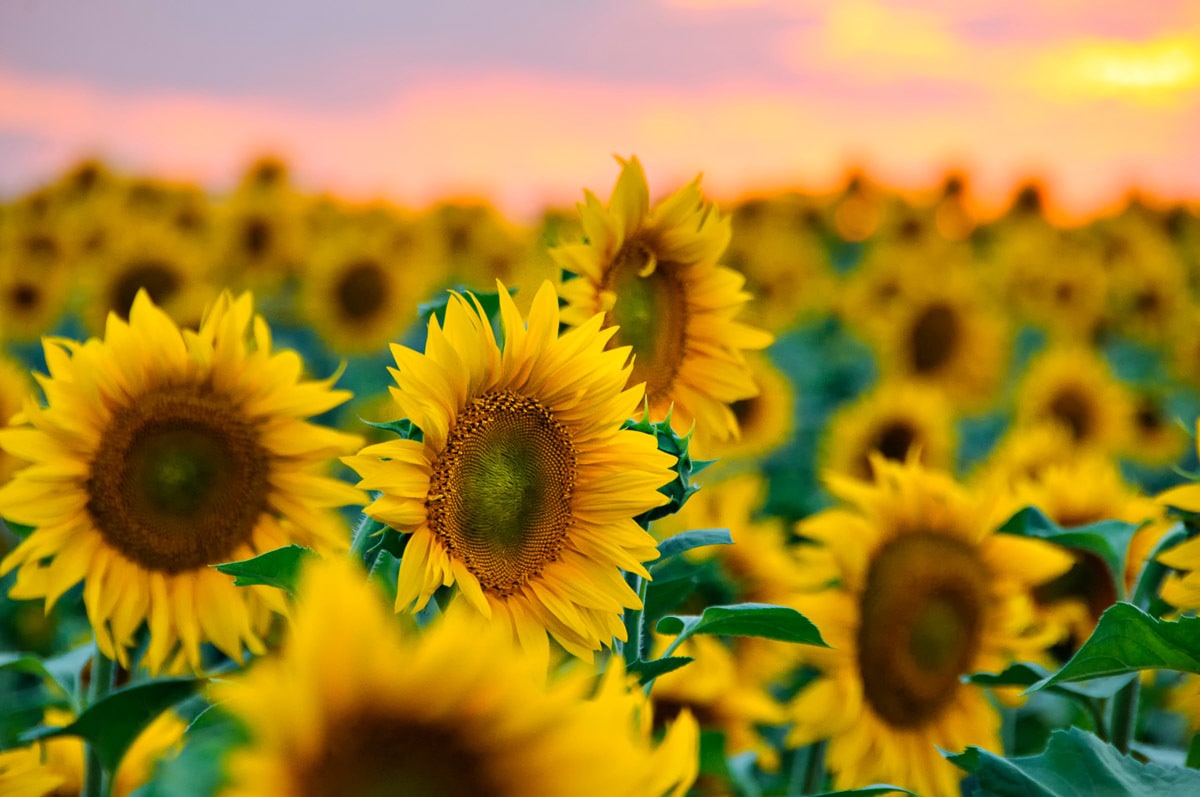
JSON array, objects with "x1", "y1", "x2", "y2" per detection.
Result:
[
  {"x1": 213, "y1": 545, "x2": 316, "y2": 596},
  {"x1": 626, "y1": 656, "x2": 693, "y2": 685},
  {"x1": 22, "y1": 677, "x2": 202, "y2": 773},
  {"x1": 656, "y1": 603, "x2": 827, "y2": 647},
  {"x1": 999, "y1": 507, "x2": 1140, "y2": 601},
  {"x1": 968, "y1": 661, "x2": 1134, "y2": 700},
  {"x1": 358, "y1": 417, "x2": 423, "y2": 442},
  {"x1": 652, "y1": 528, "x2": 732, "y2": 569},
  {"x1": 1032, "y1": 603, "x2": 1200, "y2": 691},
  {"x1": 1187, "y1": 734, "x2": 1200, "y2": 770},
  {"x1": 810, "y1": 787, "x2": 917, "y2": 797},
  {"x1": 133, "y1": 705, "x2": 249, "y2": 797},
  {"x1": 0, "y1": 644, "x2": 94, "y2": 700},
  {"x1": 948, "y1": 726, "x2": 1200, "y2": 796}
]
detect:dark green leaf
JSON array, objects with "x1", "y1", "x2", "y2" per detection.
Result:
[
  {"x1": 213, "y1": 545, "x2": 315, "y2": 596},
  {"x1": 133, "y1": 705, "x2": 249, "y2": 797},
  {"x1": 999, "y1": 507, "x2": 1141, "y2": 601},
  {"x1": 1187, "y1": 734, "x2": 1200, "y2": 770},
  {"x1": 358, "y1": 417, "x2": 423, "y2": 442},
  {"x1": 22, "y1": 678, "x2": 202, "y2": 773},
  {"x1": 949, "y1": 726, "x2": 1200, "y2": 796},
  {"x1": 1033, "y1": 603, "x2": 1200, "y2": 690},
  {"x1": 656, "y1": 603, "x2": 827, "y2": 647},
  {"x1": 652, "y1": 528, "x2": 732, "y2": 569},
  {"x1": 626, "y1": 656, "x2": 693, "y2": 685},
  {"x1": 968, "y1": 661, "x2": 1134, "y2": 700},
  {"x1": 810, "y1": 787, "x2": 916, "y2": 797},
  {"x1": 0, "y1": 644, "x2": 94, "y2": 706}
]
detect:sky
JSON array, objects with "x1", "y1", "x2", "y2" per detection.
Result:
[{"x1": 1, "y1": 0, "x2": 1198, "y2": 221}]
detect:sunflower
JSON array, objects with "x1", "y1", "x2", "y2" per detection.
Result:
[
  {"x1": 0, "y1": 707, "x2": 185, "y2": 797},
  {"x1": 1120, "y1": 390, "x2": 1189, "y2": 468},
  {"x1": 344, "y1": 281, "x2": 676, "y2": 662},
  {"x1": 214, "y1": 556, "x2": 699, "y2": 797},
  {"x1": 0, "y1": 291, "x2": 364, "y2": 674},
  {"x1": 210, "y1": 184, "x2": 308, "y2": 292},
  {"x1": 0, "y1": 355, "x2": 34, "y2": 487},
  {"x1": 1014, "y1": 345, "x2": 1133, "y2": 455},
  {"x1": 0, "y1": 247, "x2": 72, "y2": 343},
  {"x1": 820, "y1": 379, "x2": 957, "y2": 482},
  {"x1": 1098, "y1": 215, "x2": 1189, "y2": 346},
  {"x1": 691, "y1": 352, "x2": 795, "y2": 464},
  {"x1": 787, "y1": 458, "x2": 1072, "y2": 796},
  {"x1": 552, "y1": 157, "x2": 773, "y2": 441}
]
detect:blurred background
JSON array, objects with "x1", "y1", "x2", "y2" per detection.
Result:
[{"x1": 3, "y1": 0, "x2": 1198, "y2": 220}]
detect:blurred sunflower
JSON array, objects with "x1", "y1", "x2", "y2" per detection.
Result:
[
  {"x1": 0, "y1": 707, "x2": 185, "y2": 797},
  {"x1": 1099, "y1": 216, "x2": 1189, "y2": 346},
  {"x1": 344, "y1": 281, "x2": 676, "y2": 662},
  {"x1": 1120, "y1": 390, "x2": 1188, "y2": 468},
  {"x1": 214, "y1": 556, "x2": 699, "y2": 797},
  {"x1": 0, "y1": 246, "x2": 72, "y2": 343},
  {"x1": 969, "y1": 423, "x2": 1080, "y2": 494},
  {"x1": 787, "y1": 458, "x2": 1071, "y2": 796},
  {"x1": 552, "y1": 156, "x2": 773, "y2": 441},
  {"x1": 993, "y1": 230, "x2": 1109, "y2": 344},
  {"x1": 0, "y1": 292, "x2": 364, "y2": 673},
  {"x1": 821, "y1": 379, "x2": 957, "y2": 482},
  {"x1": 0, "y1": 356, "x2": 34, "y2": 487},
  {"x1": 210, "y1": 179, "x2": 308, "y2": 291},
  {"x1": 1015, "y1": 345, "x2": 1133, "y2": 454},
  {"x1": 691, "y1": 352, "x2": 795, "y2": 464},
  {"x1": 78, "y1": 222, "x2": 215, "y2": 334},
  {"x1": 426, "y1": 200, "x2": 550, "y2": 303}
]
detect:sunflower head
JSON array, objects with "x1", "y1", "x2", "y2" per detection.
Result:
[
  {"x1": 1015, "y1": 345, "x2": 1134, "y2": 454},
  {"x1": 345, "y1": 280, "x2": 676, "y2": 663},
  {"x1": 553, "y1": 157, "x2": 773, "y2": 441},
  {"x1": 0, "y1": 290, "x2": 364, "y2": 673}
]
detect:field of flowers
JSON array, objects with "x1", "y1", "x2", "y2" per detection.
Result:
[{"x1": 1, "y1": 154, "x2": 1200, "y2": 796}]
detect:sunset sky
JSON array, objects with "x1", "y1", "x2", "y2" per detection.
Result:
[{"x1": 2, "y1": 0, "x2": 1198, "y2": 220}]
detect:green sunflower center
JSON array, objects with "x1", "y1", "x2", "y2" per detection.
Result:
[
  {"x1": 87, "y1": 387, "x2": 270, "y2": 574},
  {"x1": 335, "y1": 259, "x2": 388, "y2": 322},
  {"x1": 909, "y1": 301, "x2": 961, "y2": 375},
  {"x1": 427, "y1": 390, "x2": 577, "y2": 596},
  {"x1": 300, "y1": 711, "x2": 502, "y2": 797},
  {"x1": 112, "y1": 259, "x2": 181, "y2": 319},
  {"x1": 604, "y1": 241, "x2": 689, "y2": 402},
  {"x1": 856, "y1": 532, "x2": 988, "y2": 728}
]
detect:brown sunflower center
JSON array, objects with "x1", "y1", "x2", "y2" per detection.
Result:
[
  {"x1": 873, "y1": 419, "x2": 917, "y2": 462},
  {"x1": 335, "y1": 259, "x2": 388, "y2": 322},
  {"x1": 426, "y1": 391, "x2": 577, "y2": 596},
  {"x1": 299, "y1": 710, "x2": 503, "y2": 797},
  {"x1": 241, "y1": 216, "x2": 272, "y2": 259},
  {"x1": 8, "y1": 282, "x2": 41, "y2": 313},
  {"x1": 1047, "y1": 387, "x2": 1093, "y2": 442},
  {"x1": 112, "y1": 259, "x2": 182, "y2": 319},
  {"x1": 909, "y1": 302, "x2": 961, "y2": 375},
  {"x1": 857, "y1": 533, "x2": 988, "y2": 728},
  {"x1": 86, "y1": 387, "x2": 270, "y2": 574},
  {"x1": 603, "y1": 241, "x2": 689, "y2": 401}
]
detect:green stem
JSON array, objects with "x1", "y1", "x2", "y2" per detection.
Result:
[
  {"x1": 348, "y1": 511, "x2": 381, "y2": 565},
  {"x1": 622, "y1": 572, "x2": 650, "y2": 662},
  {"x1": 1110, "y1": 676, "x2": 1140, "y2": 755},
  {"x1": 82, "y1": 650, "x2": 116, "y2": 797},
  {"x1": 802, "y1": 739, "x2": 827, "y2": 794}
]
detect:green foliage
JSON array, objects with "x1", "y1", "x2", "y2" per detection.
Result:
[
  {"x1": 622, "y1": 408, "x2": 713, "y2": 524},
  {"x1": 949, "y1": 727, "x2": 1200, "y2": 796},
  {"x1": 1034, "y1": 603, "x2": 1200, "y2": 689},
  {"x1": 357, "y1": 417, "x2": 423, "y2": 442},
  {"x1": 0, "y1": 643, "x2": 94, "y2": 710},
  {"x1": 656, "y1": 603, "x2": 828, "y2": 647},
  {"x1": 213, "y1": 545, "x2": 316, "y2": 597},
  {"x1": 22, "y1": 678, "x2": 202, "y2": 773},
  {"x1": 969, "y1": 661, "x2": 1134, "y2": 701},
  {"x1": 810, "y1": 787, "x2": 917, "y2": 796},
  {"x1": 134, "y1": 705, "x2": 248, "y2": 797},
  {"x1": 625, "y1": 656, "x2": 693, "y2": 685},
  {"x1": 651, "y1": 527, "x2": 733, "y2": 573}
]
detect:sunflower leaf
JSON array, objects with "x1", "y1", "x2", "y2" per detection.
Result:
[
  {"x1": 213, "y1": 545, "x2": 316, "y2": 596},
  {"x1": 810, "y1": 787, "x2": 917, "y2": 796},
  {"x1": 656, "y1": 603, "x2": 827, "y2": 647},
  {"x1": 652, "y1": 527, "x2": 733, "y2": 568},
  {"x1": 626, "y1": 656, "x2": 694, "y2": 685},
  {"x1": 998, "y1": 506, "x2": 1140, "y2": 601},
  {"x1": 947, "y1": 726, "x2": 1200, "y2": 796},
  {"x1": 1032, "y1": 603, "x2": 1200, "y2": 690},
  {"x1": 20, "y1": 677, "x2": 202, "y2": 773},
  {"x1": 0, "y1": 643, "x2": 95, "y2": 706},
  {"x1": 967, "y1": 661, "x2": 1134, "y2": 700},
  {"x1": 358, "y1": 417, "x2": 423, "y2": 441}
]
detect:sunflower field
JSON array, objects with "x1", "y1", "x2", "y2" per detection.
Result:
[{"x1": 1, "y1": 154, "x2": 1200, "y2": 797}]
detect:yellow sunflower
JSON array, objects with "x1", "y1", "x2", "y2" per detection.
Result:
[
  {"x1": 821, "y1": 379, "x2": 957, "y2": 482},
  {"x1": 1098, "y1": 215, "x2": 1189, "y2": 346},
  {"x1": 0, "y1": 252, "x2": 72, "y2": 343},
  {"x1": 552, "y1": 157, "x2": 773, "y2": 441},
  {"x1": 0, "y1": 707, "x2": 185, "y2": 797},
  {"x1": 1120, "y1": 391, "x2": 1188, "y2": 468},
  {"x1": 214, "y1": 556, "x2": 699, "y2": 797},
  {"x1": 344, "y1": 281, "x2": 676, "y2": 662},
  {"x1": 691, "y1": 352, "x2": 795, "y2": 464},
  {"x1": 0, "y1": 355, "x2": 35, "y2": 487},
  {"x1": 0, "y1": 291, "x2": 364, "y2": 674},
  {"x1": 787, "y1": 458, "x2": 1072, "y2": 797},
  {"x1": 1015, "y1": 345, "x2": 1133, "y2": 455}
]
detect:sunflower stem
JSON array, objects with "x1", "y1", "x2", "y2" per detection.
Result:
[
  {"x1": 1110, "y1": 676, "x2": 1140, "y2": 755},
  {"x1": 622, "y1": 571, "x2": 650, "y2": 664},
  {"x1": 82, "y1": 650, "x2": 116, "y2": 797},
  {"x1": 800, "y1": 739, "x2": 827, "y2": 794},
  {"x1": 348, "y1": 511, "x2": 381, "y2": 567}
]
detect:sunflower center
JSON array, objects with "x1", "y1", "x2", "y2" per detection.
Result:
[
  {"x1": 335, "y1": 259, "x2": 388, "y2": 322},
  {"x1": 857, "y1": 533, "x2": 987, "y2": 728},
  {"x1": 1047, "y1": 388, "x2": 1093, "y2": 441},
  {"x1": 873, "y1": 420, "x2": 917, "y2": 462},
  {"x1": 86, "y1": 387, "x2": 271, "y2": 574},
  {"x1": 112, "y1": 259, "x2": 181, "y2": 319},
  {"x1": 909, "y1": 302, "x2": 960, "y2": 375},
  {"x1": 299, "y1": 710, "x2": 502, "y2": 797},
  {"x1": 604, "y1": 242, "x2": 689, "y2": 401},
  {"x1": 8, "y1": 282, "x2": 40, "y2": 312},
  {"x1": 242, "y1": 217, "x2": 272, "y2": 259},
  {"x1": 427, "y1": 391, "x2": 577, "y2": 596}
]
